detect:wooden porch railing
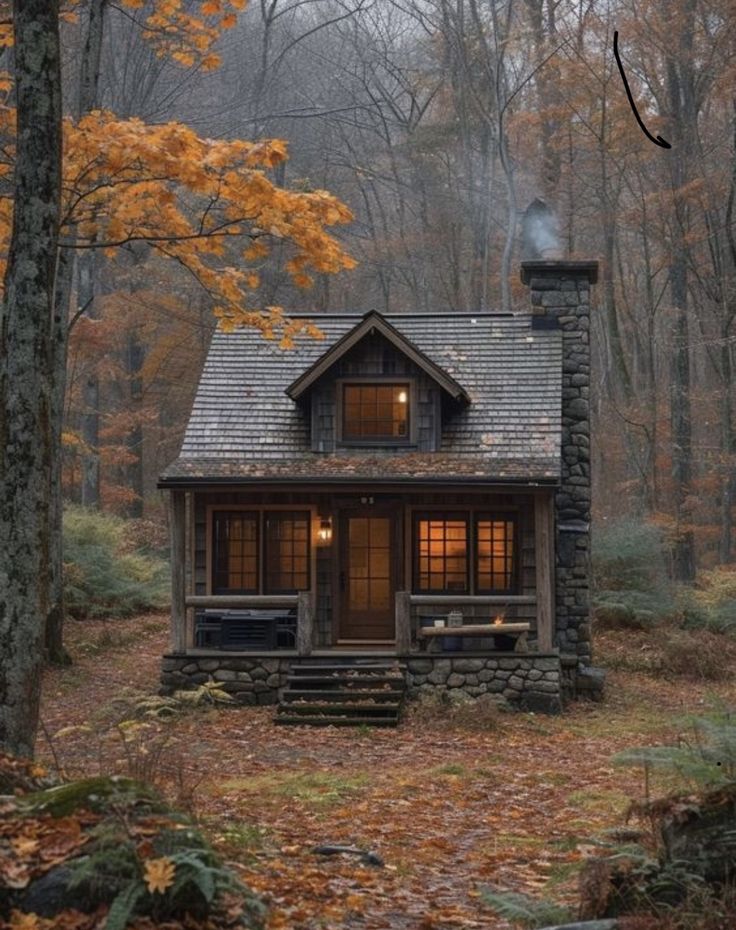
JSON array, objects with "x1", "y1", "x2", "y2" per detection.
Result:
[
  {"x1": 181, "y1": 592, "x2": 315, "y2": 656},
  {"x1": 394, "y1": 592, "x2": 538, "y2": 654}
]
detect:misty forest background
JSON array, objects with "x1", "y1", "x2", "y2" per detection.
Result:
[{"x1": 55, "y1": 0, "x2": 736, "y2": 588}]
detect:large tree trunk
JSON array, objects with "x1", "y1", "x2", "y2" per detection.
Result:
[{"x1": 0, "y1": 0, "x2": 62, "y2": 756}]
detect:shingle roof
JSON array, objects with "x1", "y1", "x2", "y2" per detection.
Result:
[{"x1": 160, "y1": 312, "x2": 562, "y2": 485}]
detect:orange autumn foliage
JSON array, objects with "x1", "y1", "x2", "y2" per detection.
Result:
[
  {"x1": 0, "y1": 0, "x2": 355, "y2": 346},
  {"x1": 0, "y1": 108, "x2": 355, "y2": 344},
  {"x1": 0, "y1": 1, "x2": 247, "y2": 69}
]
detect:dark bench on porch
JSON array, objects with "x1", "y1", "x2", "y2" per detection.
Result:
[
  {"x1": 417, "y1": 621, "x2": 531, "y2": 653},
  {"x1": 195, "y1": 608, "x2": 297, "y2": 650},
  {"x1": 184, "y1": 593, "x2": 315, "y2": 654}
]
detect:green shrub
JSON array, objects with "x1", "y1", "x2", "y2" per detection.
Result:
[
  {"x1": 679, "y1": 566, "x2": 736, "y2": 635},
  {"x1": 593, "y1": 518, "x2": 674, "y2": 627},
  {"x1": 593, "y1": 517, "x2": 669, "y2": 592},
  {"x1": 63, "y1": 505, "x2": 168, "y2": 619}
]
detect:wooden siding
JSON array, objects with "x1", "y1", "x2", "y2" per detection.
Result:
[
  {"x1": 310, "y1": 332, "x2": 442, "y2": 453},
  {"x1": 192, "y1": 489, "x2": 542, "y2": 649}
]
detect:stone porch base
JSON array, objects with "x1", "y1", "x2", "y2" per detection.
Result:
[{"x1": 161, "y1": 651, "x2": 569, "y2": 714}]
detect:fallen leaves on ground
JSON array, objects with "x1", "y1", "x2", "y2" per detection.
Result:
[{"x1": 33, "y1": 613, "x2": 736, "y2": 929}]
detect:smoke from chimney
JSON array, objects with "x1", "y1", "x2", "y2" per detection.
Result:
[{"x1": 521, "y1": 198, "x2": 561, "y2": 260}]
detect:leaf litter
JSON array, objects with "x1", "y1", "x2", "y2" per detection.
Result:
[{"x1": 31, "y1": 613, "x2": 736, "y2": 929}]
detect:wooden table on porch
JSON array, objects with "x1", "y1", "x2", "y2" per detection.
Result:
[{"x1": 417, "y1": 622, "x2": 531, "y2": 652}]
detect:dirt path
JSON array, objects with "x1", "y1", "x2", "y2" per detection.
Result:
[{"x1": 38, "y1": 615, "x2": 736, "y2": 929}]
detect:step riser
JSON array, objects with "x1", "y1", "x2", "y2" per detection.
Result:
[
  {"x1": 278, "y1": 660, "x2": 407, "y2": 727},
  {"x1": 282, "y1": 691, "x2": 400, "y2": 703},
  {"x1": 278, "y1": 706, "x2": 400, "y2": 716},
  {"x1": 275, "y1": 717, "x2": 398, "y2": 727}
]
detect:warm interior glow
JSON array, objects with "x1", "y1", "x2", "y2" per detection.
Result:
[
  {"x1": 398, "y1": 390, "x2": 408, "y2": 403},
  {"x1": 493, "y1": 614, "x2": 505, "y2": 626}
]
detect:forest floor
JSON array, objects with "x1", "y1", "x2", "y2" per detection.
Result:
[{"x1": 37, "y1": 614, "x2": 736, "y2": 930}]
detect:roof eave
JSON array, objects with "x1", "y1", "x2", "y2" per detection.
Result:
[{"x1": 157, "y1": 474, "x2": 559, "y2": 489}]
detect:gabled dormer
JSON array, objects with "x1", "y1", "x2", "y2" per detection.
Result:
[{"x1": 285, "y1": 311, "x2": 470, "y2": 453}]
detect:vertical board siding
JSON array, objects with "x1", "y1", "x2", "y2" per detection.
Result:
[{"x1": 310, "y1": 332, "x2": 442, "y2": 453}]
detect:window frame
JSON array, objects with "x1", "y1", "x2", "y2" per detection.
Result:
[
  {"x1": 411, "y1": 507, "x2": 520, "y2": 596},
  {"x1": 412, "y1": 511, "x2": 470, "y2": 595},
  {"x1": 207, "y1": 505, "x2": 315, "y2": 596},
  {"x1": 211, "y1": 510, "x2": 260, "y2": 595},
  {"x1": 263, "y1": 510, "x2": 312, "y2": 595},
  {"x1": 474, "y1": 513, "x2": 518, "y2": 595},
  {"x1": 336, "y1": 377, "x2": 415, "y2": 447}
]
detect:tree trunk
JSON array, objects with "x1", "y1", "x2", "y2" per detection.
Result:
[
  {"x1": 666, "y1": 6, "x2": 696, "y2": 583},
  {"x1": 0, "y1": 0, "x2": 62, "y2": 756},
  {"x1": 45, "y1": 246, "x2": 73, "y2": 665},
  {"x1": 77, "y1": 0, "x2": 106, "y2": 509},
  {"x1": 126, "y1": 331, "x2": 145, "y2": 517}
]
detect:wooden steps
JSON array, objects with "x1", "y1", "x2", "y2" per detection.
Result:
[{"x1": 276, "y1": 658, "x2": 407, "y2": 727}]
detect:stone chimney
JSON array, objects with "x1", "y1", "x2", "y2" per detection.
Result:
[{"x1": 520, "y1": 260, "x2": 599, "y2": 675}]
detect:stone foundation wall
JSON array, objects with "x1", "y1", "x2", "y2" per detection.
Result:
[
  {"x1": 161, "y1": 652, "x2": 565, "y2": 714},
  {"x1": 406, "y1": 653, "x2": 562, "y2": 714},
  {"x1": 160, "y1": 655, "x2": 291, "y2": 705}
]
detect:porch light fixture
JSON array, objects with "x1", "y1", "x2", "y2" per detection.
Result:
[
  {"x1": 397, "y1": 389, "x2": 408, "y2": 403},
  {"x1": 318, "y1": 518, "x2": 333, "y2": 543}
]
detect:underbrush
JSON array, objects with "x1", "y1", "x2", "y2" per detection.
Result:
[
  {"x1": 407, "y1": 690, "x2": 502, "y2": 730},
  {"x1": 485, "y1": 710, "x2": 736, "y2": 930},
  {"x1": 595, "y1": 626, "x2": 736, "y2": 682},
  {"x1": 593, "y1": 518, "x2": 673, "y2": 630},
  {"x1": 64, "y1": 505, "x2": 168, "y2": 619}
]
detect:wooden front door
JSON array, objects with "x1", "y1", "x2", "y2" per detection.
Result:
[{"x1": 338, "y1": 511, "x2": 395, "y2": 640}]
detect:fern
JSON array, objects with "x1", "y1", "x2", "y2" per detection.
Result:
[
  {"x1": 614, "y1": 710, "x2": 736, "y2": 790},
  {"x1": 105, "y1": 883, "x2": 145, "y2": 930},
  {"x1": 480, "y1": 889, "x2": 572, "y2": 928}
]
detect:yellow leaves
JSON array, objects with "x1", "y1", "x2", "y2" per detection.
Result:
[
  {"x1": 292, "y1": 272, "x2": 314, "y2": 289},
  {"x1": 0, "y1": 105, "x2": 355, "y2": 326},
  {"x1": 172, "y1": 50, "x2": 196, "y2": 67},
  {"x1": 201, "y1": 0, "x2": 222, "y2": 13},
  {"x1": 8, "y1": 913, "x2": 41, "y2": 930},
  {"x1": 243, "y1": 242, "x2": 269, "y2": 263},
  {"x1": 221, "y1": 13, "x2": 237, "y2": 28},
  {"x1": 201, "y1": 52, "x2": 221, "y2": 71},
  {"x1": 144, "y1": 856, "x2": 176, "y2": 894}
]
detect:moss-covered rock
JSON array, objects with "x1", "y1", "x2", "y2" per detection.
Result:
[{"x1": 2, "y1": 769, "x2": 265, "y2": 928}]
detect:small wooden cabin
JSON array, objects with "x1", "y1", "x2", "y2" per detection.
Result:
[{"x1": 158, "y1": 261, "x2": 600, "y2": 717}]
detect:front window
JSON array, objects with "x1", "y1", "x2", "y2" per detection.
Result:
[
  {"x1": 212, "y1": 510, "x2": 311, "y2": 594},
  {"x1": 212, "y1": 511, "x2": 258, "y2": 594},
  {"x1": 413, "y1": 511, "x2": 517, "y2": 595},
  {"x1": 264, "y1": 511, "x2": 310, "y2": 594},
  {"x1": 415, "y1": 513, "x2": 468, "y2": 593},
  {"x1": 342, "y1": 383, "x2": 409, "y2": 441},
  {"x1": 476, "y1": 516, "x2": 515, "y2": 593}
]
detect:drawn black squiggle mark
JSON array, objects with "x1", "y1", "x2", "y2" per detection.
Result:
[{"x1": 614, "y1": 30, "x2": 671, "y2": 149}]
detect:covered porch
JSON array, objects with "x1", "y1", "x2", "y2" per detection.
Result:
[{"x1": 165, "y1": 485, "x2": 557, "y2": 659}]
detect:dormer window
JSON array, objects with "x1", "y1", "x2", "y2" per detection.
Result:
[{"x1": 341, "y1": 382, "x2": 410, "y2": 443}]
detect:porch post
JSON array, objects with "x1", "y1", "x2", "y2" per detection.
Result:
[
  {"x1": 170, "y1": 489, "x2": 187, "y2": 653},
  {"x1": 534, "y1": 493, "x2": 555, "y2": 651},
  {"x1": 297, "y1": 590, "x2": 314, "y2": 656},
  {"x1": 395, "y1": 591, "x2": 411, "y2": 654}
]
